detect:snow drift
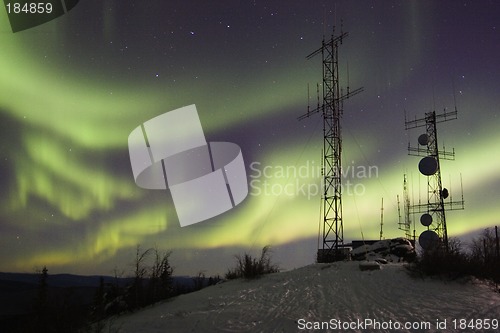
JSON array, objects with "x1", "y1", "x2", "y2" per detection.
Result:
[{"x1": 108, "y1": 262, "x2": 500, "y2": 332}]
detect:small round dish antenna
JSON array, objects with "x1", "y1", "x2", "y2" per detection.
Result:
[
  {"x1": 418, "y1": 134, "x2": 428, "y2": 146},
  {"x1": 441, "y1": 188, "x2": 449, "y2": 199},
  {"x1": 419, "y1": 230, "x2": 439, "y2": 250},
  {"x1": 420, "y1": 213, "x2": 432, "y2": 227},
  {"x1": 418, "y1": 156, "x2": 438, "y2": 176}
]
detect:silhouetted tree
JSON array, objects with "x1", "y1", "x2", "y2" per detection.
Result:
[
  {"x1": 149, "y1": 248, "x2": 173, "y2": 302},
  {"x1": 127, "y1": 245, "x2": 152, "y2": 309},
  {"x1": 193, "y1": 271, "x2": 206, "y2": 291},
  {"x1": 470, "y1": 228, "x2": 500, "y2": 285},
  {"x1": 34, "y1": 266, "x2": 49, "y2": 333},
  {"x1": 208, "y1": 275, "x2": 222, "y2": 286},
  {"x1": 226, "y1": 245, "x2": 280, "y2": 279},
  {"x1": 158, "y1": 251, "x2": 174, "y2": 297},
  {"x1": 471, "y1": 228, "x2": 497, "y2": 264},
  {"x1": 90, "y1": 277, "x2": 106, "y2": 332}
]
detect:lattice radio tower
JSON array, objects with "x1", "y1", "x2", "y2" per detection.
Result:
[
  {"x1": 299, "y1": 27, "x2": 363, "y2": 262},
  {"x1": 405, "y1": 107, "x2": 464, "y2": 251},
  {"x1": 397, "y1": 174, "x2": 415, "y2": 242}
]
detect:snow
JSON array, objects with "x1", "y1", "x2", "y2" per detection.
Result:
[
  {"x1": 108, "y1": 262, "x2": 500, "y2": 332},
  {"x1": 351, "y1": 238, "x2": 414, "y2": 261},
  {"x1": 358, "y1": 261, "x2": 381, "y2": 271}
]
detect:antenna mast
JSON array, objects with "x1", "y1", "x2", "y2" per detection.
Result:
[
  {"x1": 299, "y1": 26, "x2": 363, "y2": 262},
  {"x1": 380, "y1": 198, "x2": 384, "y2": 240},
  {"x1": 404, "y1": 108, "x2": 464, "y2": 251},
  {"x1": 398, "y1": 174, "x2": 413, "y2": 241}
]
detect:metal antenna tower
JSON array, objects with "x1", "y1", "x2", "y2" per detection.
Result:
[
  {"x1": 299, "y1": 27, "x2": 363, "y2": 262},
  {"x1": 398, "y1": 174, "x2": 414, "y2": 242},
  {"x1": 405, "y1": 108, "x2": 464, "y2": 251},
  {"x1": 380, "y1": 198, "x2": 384, "y2": 240}
]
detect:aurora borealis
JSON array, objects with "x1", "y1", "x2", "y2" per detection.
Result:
[{"x1": 1, "y1": 1, "x2": 499, "y2": 276}]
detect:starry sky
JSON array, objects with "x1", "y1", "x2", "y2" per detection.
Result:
[{"x1": 0, "y1": 0, "x2": 499, "y2": 276}]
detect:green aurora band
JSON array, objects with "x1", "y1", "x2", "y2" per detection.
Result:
[{"x1": 0, "y1": 2, "x2": 499, "y2": 275}]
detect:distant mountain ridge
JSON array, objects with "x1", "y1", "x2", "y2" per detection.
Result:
[
  {"x1": 0, "y1": 271, "x2": 200, "y2": 319},
  {"x1": 0, "y1": 272, "x2": 133, "y2": 288},
  {"x1": 0, "y1": 272, "x2": 196, "y2": 288}
]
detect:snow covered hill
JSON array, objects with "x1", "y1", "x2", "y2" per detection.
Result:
[{"x1": 108, "y1": 262, "x2": 500, "y2": 332}]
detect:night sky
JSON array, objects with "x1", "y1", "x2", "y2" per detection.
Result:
[{"x1": 1, "y1": 0, "x2": 499, "y2": 276}]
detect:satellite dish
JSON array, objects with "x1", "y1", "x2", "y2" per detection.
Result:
[
  {"x1": 441, "y1": 188, "x2": 449, "y2": 199},
  {"x1": 418, "y1": 156, "x2": 438, "y2": 176},
  {"x1": 418, "y1": 134, "x2": 429, "y2": 146},
  {"x1": 420, "y1": 213, "x2": 433, "y2": 227},
  {"x1": 419, "y1": 230, "x2": 439, "y2": 250}
]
